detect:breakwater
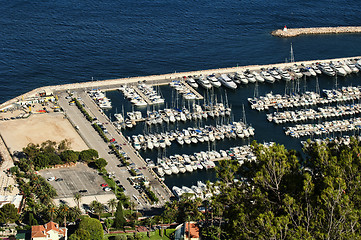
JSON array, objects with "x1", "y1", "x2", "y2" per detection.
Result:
[
  {"x1": 1, "y1": 56, "x2": 360, "y2": 110},
  {"x1": 272, "y1": 26, "x2": 361, "y2": 38}
]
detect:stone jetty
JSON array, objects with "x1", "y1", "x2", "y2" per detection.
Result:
[
  {"x1": 1, "y1": 56, "x2": 361, "y2": 110},
  {"x1": 272, "y1": 26, "x2": 361, "y2": 38}
]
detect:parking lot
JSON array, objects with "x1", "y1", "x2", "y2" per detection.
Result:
[{"x1": 39, "y1": 163, "x2": 114, "y2": 198}]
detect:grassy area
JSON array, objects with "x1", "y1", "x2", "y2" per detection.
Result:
[{"x1": 105, "y1": 229, "x2": 175, "y2": 240}]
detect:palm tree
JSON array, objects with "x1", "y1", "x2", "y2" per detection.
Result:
[
  {"x1": 48, "y1": 204, "x2": 56, "y2": 222},
  {"x1": 90, "y1": 200, "x2": 104, "y2": 221},
  {"x1": 73, "y1": 193, "x2": 82, "y2": 210},
  {"x1": 107, "y1": 198, "x2": 117, "y2": 216},
  {"x1": 58, "y1": 204, "x2": 69, "y2": 227}
]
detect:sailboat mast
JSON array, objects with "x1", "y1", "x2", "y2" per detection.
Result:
[{"x1": 290, "y1": 43, "x2": 295, "y2": 63}]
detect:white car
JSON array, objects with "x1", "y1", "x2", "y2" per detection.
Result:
[
  {"x1": 104, "y1": 187, "x2": 112, "y2": 192},
  {"x1": 47, "y1": 177, "x2": 55, "y2": 181}
]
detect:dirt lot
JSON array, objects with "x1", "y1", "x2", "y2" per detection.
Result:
[{"x1": 0, "y1": 112, "x2": 88, "y2": 153}]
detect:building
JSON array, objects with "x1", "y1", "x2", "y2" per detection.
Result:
[
  {"x1": 174, "y1": 221, "x2": 201, "y2": 240},
  {"x1": 0, "y1": 195, "x2": 23, "y2": 212},
  {"x1": 31, "y1": 221, "x2": 67, "y2": 240}
]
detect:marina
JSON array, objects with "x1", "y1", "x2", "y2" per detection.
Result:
[{"x1": 3, "y1": 56, "x2": 361, "y2": 193}]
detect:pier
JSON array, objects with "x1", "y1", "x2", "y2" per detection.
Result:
[
  {"x1": 132, "y1": 85, "x2": 153, "y2": 105},
  {"x1": 272, "y1": 26, "x2": 361, "y2": 38},
  {"x1": 182, "y1": 80, "x2": 204, "y2": 100}
]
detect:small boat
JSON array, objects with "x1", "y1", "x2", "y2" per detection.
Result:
[
  {"x1": 252, "y1": 71, "x2": 265, "y2": 82},
  {"x1": 186, "y1": 77, "x2": 198, "y2": 88},
  {"x1": 318, "y1": 63, "x2": 335, "y2": 76},
  {"x1": 197, "y1": 75, "x2": 213, "y2": 89},
  {"x1": 235, "y1": 72, "x2": 248, "y2": 85},
  {"x1": 207, "y1": 74, "x2": 222, "y2": 88},
  {"x1": 260, "y1": 69, "x2": 275, "y2": 83}
]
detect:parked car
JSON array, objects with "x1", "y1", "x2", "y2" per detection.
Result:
[
  {"x1": 47, "y1": 177, "x2": 55, "y2": 181},
  {"x1": 55, "y1": 178, "x2": 63, "y2": 182},
  {"x1": 101, "y1": 183, "x2": 108, "y2": 187},
  {"x1": 79, "y1": 189, "x2": 88, "y2": 193},
  {"x1": 103, "y1": 187, "x2": 112, "y2": 192}
]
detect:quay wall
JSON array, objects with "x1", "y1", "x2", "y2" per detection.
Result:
[
  {"x1": 272, "y1": 26, "x2": 361, "y2": 38},
  {"x1": 1, "y1": 56, "x2": 361, "y2": 109}
]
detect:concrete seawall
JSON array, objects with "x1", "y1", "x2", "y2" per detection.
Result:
[
  {"x1": 272, "y1": 26, "x2": 361, "y2": 37},
  {"x1": 1, "y1": 55, "x2": 361, "y2": 109}
]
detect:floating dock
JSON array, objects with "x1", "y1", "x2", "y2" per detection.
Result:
[
  {"x1": 181, "y1": 80, "x2": 204, "y2": 100},
  {"x1": 272, "y1": 26, "x2": 361, "y2": 38}
]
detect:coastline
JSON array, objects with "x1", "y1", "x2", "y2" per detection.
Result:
[{"x1": 272, "y1": 26, "x2": 361, "y2": 38}]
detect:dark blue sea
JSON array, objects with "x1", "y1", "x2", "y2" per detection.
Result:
[{"x1": 2, "y1": 0, "x2": 361, "y2": 187}]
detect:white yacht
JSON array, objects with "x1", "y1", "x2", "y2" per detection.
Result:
[
  {"x1": 252, "y1": 71, "x2": 265, "y2": 82},
  {"x1": 176, "y1": 136, "x2": 184, "y2": 145},
  {"x1": 345, "y1": 60, "x2": 359, "y2": 73},
  {"x1": 287, "y1": 65, "x2": 303, "y2": 78},
  {"x1": 276, "y1": 68, "x2": 292, "y2": 81},
  {"x1": 244, "y1": 71, "x2": 257, "y2": 83},
  {"x1": 178, "y1": 163, "x2": 186, "y2": 174},
  {"x1": 330, "y1": 62, "x2": 347, "y2": 76},
  {"x1": 186, "y1": 77, "x2": 198, "y2": 88},
  {"x1": 260, "y1": 70, "x2": 275, "y2": 83},
  {"x1": 235, "y1": 72, "x2": 248, "y2": 84},
  {"x1": 197, "y1": 75, "x2": 213, "y2": 89},
  {"x1": 219, "y1": 74, "x2": 237, "y2": 89},
  {"x1": 354, "y1": 60, "x2": 361, "y2": 70},
  {"x1": 162, "y1": 163, "x2": 172, "y2": 175},
  {"x1": 318, "y1": 63, "x2": 336, "y2": 76},
  {"x1": 339, "y1": 61, "x2": 352, "y2": 74},
  {"x1": 172, "y1": 186, "x2": 184, "y2": 199},
  {"x1": 169, "y1": 163, "x2": 179, "y2": 174},
  {"x1": 156, "y1": 167, "x2": 164, "y2": 177},
  {"x1": 207, "y1": 74, "x2": 222, "y2": 88},
  {"x1": 267, "y1": 68, "x2": 282, "y2": 80},
  {"x1": 184, "y1": 163, "x2": 193, "y2": 172}
]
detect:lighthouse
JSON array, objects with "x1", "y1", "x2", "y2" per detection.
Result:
[{"x1": 283, "y1": 25, "x2": 288, "y2": 32}]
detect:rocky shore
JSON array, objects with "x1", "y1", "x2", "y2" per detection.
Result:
[{"x1": 272, "y1": 26, "x2": 361, "y2": 38}]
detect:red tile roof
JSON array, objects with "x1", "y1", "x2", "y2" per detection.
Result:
[
  {"x1": 185, "y1": 222, "x2": 200, "y2": 239},
  {"x1": 31, "y1": 221, "x2": 67, "y2": 239}
]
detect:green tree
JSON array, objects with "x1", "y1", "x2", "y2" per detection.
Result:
[
  {"x1": 114, "y1": 201, "x2": 126, "y2": 229},
  {"x1": 69, "y1": 228, "x2": 90, "y2": 240},
  {"x1": 78, "y1": 149, "x2": 98, "y2": 162},
  {"x1": 73, "y1": 193, "x2": 82, "y2": 210},
  {"x1": 94, "y1": 158, "x2": 107, "y2": 170},
  {"x1": 78, "y1": 217, "x2": 103, "y2": 240},
  {"x1": 60, "y1": 150, "x2": 79, "y2": 163},
  {"x1": 0, "y1": 204, "x2": 19, "y2": 225}
]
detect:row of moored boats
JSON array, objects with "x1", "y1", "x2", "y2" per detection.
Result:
[
  {"x1": 179, "y1": 59, "x2": 361, "y2": 90},
  {"x1": 156, "y1": 145, "x2": 256, "y2": 177},
  {"x1": 267, "y1": 103, "x2": 361, "y2": 124},
  {"x1": 285, "y1": 117, "x2": 361, "y2": 138},
  {"x1": 249, "y1": 86, "x2": 361, "y2": 111},
  {"x1": 131, "y1": 120, "x2": 255, "y2": 150}
]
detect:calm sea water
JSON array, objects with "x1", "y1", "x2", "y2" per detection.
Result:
[{"x1": 2, "y1": 0, "x2": 361, "y2": 187}]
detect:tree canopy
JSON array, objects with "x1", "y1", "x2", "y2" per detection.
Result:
[{"x1": 161, "y1": 139, "x2": 361, "y2": 239}]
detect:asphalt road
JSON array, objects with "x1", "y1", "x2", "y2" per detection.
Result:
[{"x1": 57, "y1": 90, "x2": 172, "y2": 210}]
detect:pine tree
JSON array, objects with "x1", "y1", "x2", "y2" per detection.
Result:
[{"x1": 114, "y1": 201, "x2": 126, "y2": 229}]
